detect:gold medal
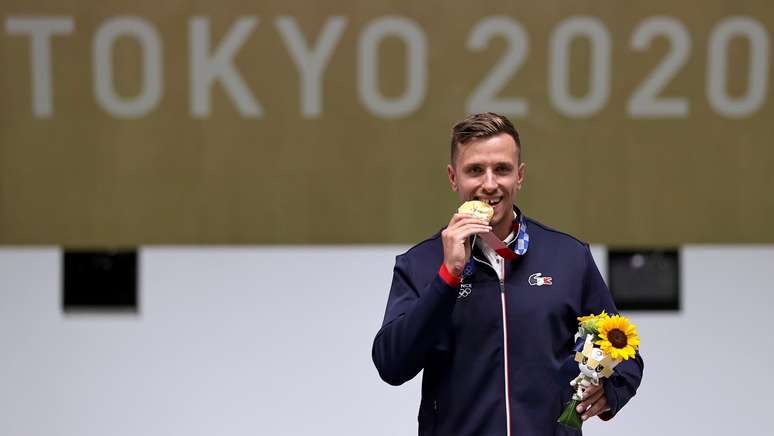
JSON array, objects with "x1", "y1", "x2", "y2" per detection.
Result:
[{"x1": 457, "y1": 200, "x2": 494, "y2": 222}]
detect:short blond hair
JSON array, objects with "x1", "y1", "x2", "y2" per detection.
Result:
[{"x1": 450, "y1": 112, "x2": 521, "y2": 164}]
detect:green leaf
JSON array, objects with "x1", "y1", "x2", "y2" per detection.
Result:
[{"x1": 557, "y1": 399, "x2": 583, "y2": 431}]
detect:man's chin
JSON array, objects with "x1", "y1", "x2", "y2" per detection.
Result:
[
  {"x1": 490, "y1": 214, "x2": 507, "y2": 231},
  {"x1": 490, "y1": 206, "x2": 514, "y2": 231},
  {"x1": 492, "y1": 203, "x2": 510, "y2": 220}
]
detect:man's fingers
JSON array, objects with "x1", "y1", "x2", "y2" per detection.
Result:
[
  {"x1": 441, "y1": 214, "x2": 492, "y2": 274},
  {"x1": 447, "y1": 218, "x2": 491, "y2": 232},
  {"x1": 581, "y1": 397, "x2": 608, "y2": 421},
  {"x1": 580, "y1": 385, "x2": 604, "y2": 404},
  {"x1": 574, "y1": 385, "x2": 608, "y2": 421},
  {"x1": 451, "y1": 223, "x2": 492, "y2": 240},
  {"x1": 576, "y1": 385, "x2": 604, "y2": 414},
  {"x1": 449, "y1": 213, "x2": 475, "y2": 226},
  {"x1": 448, "y1": 213, "x2": 465, "y2": 226},
  {"x1": 449, "y1": 214, "x2": 490, "y2": 228},
  {"x1": 447, "y1": 220, "x2": 492, "y2": 237},
  {"x1": 442, "y1": 218, "x2": 491, "y2": 247}
]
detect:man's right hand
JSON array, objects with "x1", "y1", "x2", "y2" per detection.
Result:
[{"x1": 441, "y1": 213, "x2": 492, "y2": 277}]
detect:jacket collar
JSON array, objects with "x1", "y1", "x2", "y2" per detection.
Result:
[{"x1": 511, "y1": 206, "x2": 530, "y2": 256}]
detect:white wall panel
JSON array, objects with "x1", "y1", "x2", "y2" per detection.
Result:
[{"x1": 1, "y1": 246, "x2": 772, "y2": 435}]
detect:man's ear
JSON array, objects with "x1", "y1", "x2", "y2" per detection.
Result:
[
  {"x1": 447, "y1": 164, "x2": 458, "y2": 192},
  {"x1": 516, "y1": 161, "x2": 526, "y2": 191}
]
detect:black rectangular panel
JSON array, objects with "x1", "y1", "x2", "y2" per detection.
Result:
[
  {"x1": 608, "y1": 248, "x2": 680, "y2": 311},
  {"x1": 63, "y1": 249, "x2": 138, "y2": 312}
]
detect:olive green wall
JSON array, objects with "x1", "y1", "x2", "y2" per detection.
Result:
[{"x1": 1, "y1": 1, "x2": 772, "y2": 245}]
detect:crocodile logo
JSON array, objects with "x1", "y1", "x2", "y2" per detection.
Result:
[{"x1": 528, "y1": 273, "x2": 553, "y2": 286}]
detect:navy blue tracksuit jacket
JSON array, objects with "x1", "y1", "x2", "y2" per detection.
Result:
[{"x1": 372, "y1": 215, "x2": 644, "y2": 436}]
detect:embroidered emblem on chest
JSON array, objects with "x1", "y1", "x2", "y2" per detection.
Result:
[
  {"x1": 458, "y1": 283, "x2": 473, "y2": 299},
  {"x1": 528, "y1": 273, "x2": 553, "y2": 286}
]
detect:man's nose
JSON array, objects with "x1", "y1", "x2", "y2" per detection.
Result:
[{"x1": 482, "y1": 170, "x2": 497, "y2": 191}]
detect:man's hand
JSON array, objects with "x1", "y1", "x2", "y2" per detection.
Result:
[
  {"x1": 576, "y1": 383, "x2": 610, "y2": 421},
  {"x1": 441, "y1": 213, "x2": 492, "y2": 276}
]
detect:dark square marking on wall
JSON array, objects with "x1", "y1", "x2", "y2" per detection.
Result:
[
  {"x1": 608, "y1": 248, "x2": 680, "y2": 311},
  {"x1": 63, "y1": 249, "x2": 138, "y2": 313}
]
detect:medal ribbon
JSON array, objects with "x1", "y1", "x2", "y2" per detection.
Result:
[{"x1": 478, "y1": 213, "x2": 530, "y2": 260}]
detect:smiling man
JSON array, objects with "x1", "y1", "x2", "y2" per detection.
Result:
[{"x1": 372, "y1": 113, "x2": 643, "y2": 436}]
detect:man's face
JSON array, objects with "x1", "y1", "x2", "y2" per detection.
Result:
[{"x1": 447, "y1": 133, "x2": 525, "y2": 231}]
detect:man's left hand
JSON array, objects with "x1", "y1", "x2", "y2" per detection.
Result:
[{"x1": 576, "y1": 384, "x2": 610, "y2": 421}]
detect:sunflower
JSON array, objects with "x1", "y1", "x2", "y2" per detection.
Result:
[
  {"x1": 577, "y1": 310, "x2": 610, "y2": 336},
  {"x1": 595, "y1": 315, "x2": 640, "y2": 360},
  {"x1": 577, "y1": 310, "x2": 609, "y2": 323}
]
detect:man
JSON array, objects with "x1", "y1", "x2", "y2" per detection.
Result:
[{"x1": 372, "y1": 113, "x2": 643, "y2": 435}]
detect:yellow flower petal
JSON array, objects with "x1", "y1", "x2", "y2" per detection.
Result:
[{"x1": 595, "y1": 315, "x2": 640, "y2": 360}]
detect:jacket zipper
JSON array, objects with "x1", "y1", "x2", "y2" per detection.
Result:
[
  {"x1": 472, "y1": 253, "x2": 512, "y2": 436},
  {"x1": 499, "y1": 261, "x2": 512, "y2": 436}
]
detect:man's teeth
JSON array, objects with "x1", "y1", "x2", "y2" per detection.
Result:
[{"x1": 483, "y1": 198, "x2": 502, "y2": 205}]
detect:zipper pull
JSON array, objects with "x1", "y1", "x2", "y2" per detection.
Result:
[{"x1": 433, "y1": 400, "x2": 438, "y2": 411}]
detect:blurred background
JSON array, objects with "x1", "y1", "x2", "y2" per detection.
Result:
[{"x1": 1, "y1": 1, "x2": 772, "y2": 435}]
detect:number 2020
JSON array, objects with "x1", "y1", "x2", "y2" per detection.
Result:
[{"x1": 468, "y1": 15, "x2": 770, "y2": 119}]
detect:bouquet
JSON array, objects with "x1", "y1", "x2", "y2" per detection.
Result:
[{"x1": 557, "y1": 311, "x2": 640, "y2": 430}]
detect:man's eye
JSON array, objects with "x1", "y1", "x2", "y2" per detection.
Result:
[
  {"x1": 468, "y1": 167, "x2": 483, "y2": 174},
  {"x1": 496, "y1": 166, "x2": 512, "y2": 174}
]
